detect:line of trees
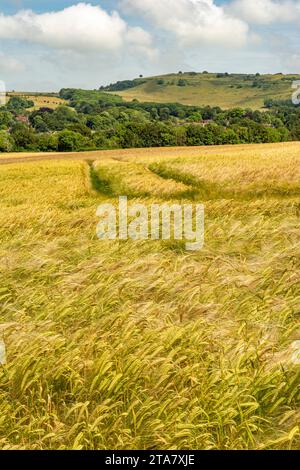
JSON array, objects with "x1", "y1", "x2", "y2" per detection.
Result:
[{"x1": 0, "y1": 91, "x2": 299, "y2": 153}]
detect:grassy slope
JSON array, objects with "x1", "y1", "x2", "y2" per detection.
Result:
[
  {"x1": 6, "y1": 92, "x2": 67, "y2": 110},
  {"x1": 111, "y1": 73, "x2": 300, "y2": 109},
  {"x1": 0, "y1": 143, "x2": 299, "y2": 450}
]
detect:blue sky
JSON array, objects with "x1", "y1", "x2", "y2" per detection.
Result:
[
  {"x1": 0, "y1": 1, "x2": 299, "y2": 91},
  {"x1": 0, "y1": 1, "x2": 114, "y2": 14}
]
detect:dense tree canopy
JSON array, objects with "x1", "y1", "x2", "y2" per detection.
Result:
[{"x1": 0, "y1": 89, "x2": 299, "y2": 152}]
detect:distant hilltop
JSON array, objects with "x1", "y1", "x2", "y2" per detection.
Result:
[{"x1": 100, "y1": 72, "x2": 300, "y2": 110}]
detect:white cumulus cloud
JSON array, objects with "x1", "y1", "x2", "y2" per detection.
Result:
[
  {"x1": 120, "y1": 0, "x2": 250, "y2": 47},
  {"x1": 228, "y1": 0, "x2": 300, "y2": 25},
  {"x1": 126, "y1": 26, "x2": 159, "y2": 60},
  {"x1": 0, "y1": 2, "x2": 156, "y2": 56}
]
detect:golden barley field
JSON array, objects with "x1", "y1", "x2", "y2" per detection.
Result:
[{"x1": 0, "y1": 143, "x2": 299, "y2": 450}]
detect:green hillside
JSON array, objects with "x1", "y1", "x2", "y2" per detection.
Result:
[{"x1": 106, "y1": 72, "x2": 299, "y2": 109}]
